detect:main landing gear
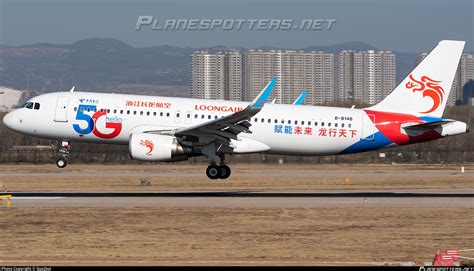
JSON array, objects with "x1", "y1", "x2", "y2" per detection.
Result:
[
  {"x1": 206, "y1": 154, "x2": 231, "y2": 179},
  {"x1": 56, "y1": 140, "x2": 70, "y2": 168}
]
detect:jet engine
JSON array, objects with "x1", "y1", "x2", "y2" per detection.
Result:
[{"x1": 129, "y1": 133, "x2": 192, "y2": 162}]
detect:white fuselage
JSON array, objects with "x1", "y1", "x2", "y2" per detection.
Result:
[{"x1": 4, "y1": 91, "x2": 373, "y2": 156}]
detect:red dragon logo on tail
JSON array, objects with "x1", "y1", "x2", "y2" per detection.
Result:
[
  {"x1": 140, "y1": 139, "x2": 154, "y2": 156},
  {"x1": 405, "y1": 74, "x2": 444, "y2": 114}
]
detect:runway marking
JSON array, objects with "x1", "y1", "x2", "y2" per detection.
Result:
[
  {"x1": 12, "y1": 197, "x2": 64, "y2": 200},
  {"x1": 4, "y1": 191, "x2": 474, "y2": 198}
]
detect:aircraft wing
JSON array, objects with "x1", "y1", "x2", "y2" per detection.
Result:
[{"x1": 161, "y1": 78, "x2": 277, "y2": 148}]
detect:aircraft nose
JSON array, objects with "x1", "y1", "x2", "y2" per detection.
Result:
[{"x1": 3, "y1": 111, "x2": 18, "y2": 131}]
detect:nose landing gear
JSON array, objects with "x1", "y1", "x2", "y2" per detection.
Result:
[{"x1": 56, "y1": 140, "x2": 70, "y2": 168}]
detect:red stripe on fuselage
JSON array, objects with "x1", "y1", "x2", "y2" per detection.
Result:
[{"x1": 363, "y1": 109, "x2": 442, "y2": 145}]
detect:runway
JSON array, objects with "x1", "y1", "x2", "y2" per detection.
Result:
[{"x1": 4, "y1": 191, "x2": 473, "y2": 208}]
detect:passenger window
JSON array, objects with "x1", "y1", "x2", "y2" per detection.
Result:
[
  {"x1": 160, "y1": 112, "x2": 163, "y2": 117},
  {"x1": 335, "y1": 123, "x2": 338, "y2": 127},
  {"x1": 308, "y1": 121, "x2": 311, "y2": 125},
  {"x1": 107, "y1": 109, "x2": 110, "y2": 113},
  {"x1": 153, "y1": 112, "x2": 156, "y2": 116},
  {"x1": 201, "y1": 115, "x2": 205, "y2": 119},
  {"x1": 328, "y1": 123, "x2": 331, "y2": 127},
  {"x1": 34, "y1": 103, "x2": 40, "y2": 110},
  {"x1": 348, "y1": 123, "x2": 352, "y2": 128},
  {"x1": 301, "y1": 121, "x2": 305, "y2": 125},
  {"x1": 194, "y1": 114, "x2": 198, "y2": 118},
  {"x1": 268, "y1": 119, "x2": 271, "y2": 123},
  {"x1": 120, "y1": 110, "x2": 123, "y2": 114},
  {"x1": 187, "y1": 114, "x2": 190, "y2": 118},
  {"x1": 127, "y1": 110, "x2": 130, "y2": 115},
  {"x1": 261, "y1": 118, "x2": 264, "y2": 123},
  {"x1": 208, "y1": 115, "x2": 211, "y2": 119},
  {"x1": 294, "y1": 120, "x2": 298, "y2": 125},
  {"x1": 254, "y1": 118, "x2": 258, "y2": 122},
  {"x1": 176, "y1": 113, "x2": 180, "y2": 118},
  {"x1": 74, "y1": 107, "x2": 77, "y2": 112},
  {"x1": 147, "y1": 112, "x2": 150, "y2": 116},
  {"x1": 288, "y1": 120, "x2": 291, "y2": 124},
  {"x1": 140, "y1": 111, "x2": 143, "y2": 115},
  {"x1": 342, "y1": 123, "x2": 345, "y2": 128},
  {"x1": 133, "y1": 111, "x2": 137, "y2": 115},
  {"x1": 114, "y1": 109, "x2": 117, "y2": 114},
  {"x1": 321, "y1": 122, "x2": 325, "y2": 126},
  {"x1": 166, "y1": 112, "x2": 170, "y2": 117},
  {"x1": 274, "y1": 119, "x2": 278, "y2": 124},
  {"x1": 214, "y1": 115, "x2": 218, "y2": 119}
]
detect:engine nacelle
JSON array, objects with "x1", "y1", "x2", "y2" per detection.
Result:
[{"x1": 129, "y1": 133, "x2": 192, "y2": 162}]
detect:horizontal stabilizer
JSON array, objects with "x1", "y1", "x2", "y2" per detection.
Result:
[
  {"x1": 402, "y1": 120, "x2": 468, "y2": 137},
  {"x1": 402, "y1": 120, "x2": 454, "y2": 131}
]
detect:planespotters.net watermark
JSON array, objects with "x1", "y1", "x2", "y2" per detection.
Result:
[{"x1": 135, "y1": 16, "x2": 336, "y2": 31}]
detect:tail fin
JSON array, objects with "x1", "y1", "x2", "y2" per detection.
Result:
[{"x1": 368, "y1": 40, "x2": 465, "y2": 117}]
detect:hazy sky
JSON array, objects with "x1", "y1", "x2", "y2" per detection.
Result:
[{"x1": 0, "y1": 0, "x2": 472, "y2": 52}]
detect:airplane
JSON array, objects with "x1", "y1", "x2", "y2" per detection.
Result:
[{"x1": 2, "y1": 40, "x2": 469, "y2": 179}]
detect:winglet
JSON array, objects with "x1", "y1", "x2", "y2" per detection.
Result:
[
  {"x1": 293, "y1": 90, "x2": 307, "y2": 105},
  {"x1": 251, "y1": 77, "x2": 277, "y2": 108},
  {"x1": 69, "y1": 86, "x2": 75, "y2": 92}
]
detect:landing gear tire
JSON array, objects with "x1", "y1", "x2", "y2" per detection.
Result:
[
  {"x1": 56, "y1": 157, "x2": 68, "y2": 168},
  {"x1": 219, "y1": 165, "x2": 231, "y2": 179},
  {"x1": 206, "y1": 165, "x2": 220, "y2": 180},
  {"x1": 56, "y1": 140, "x2": 70, "y2": 168}
]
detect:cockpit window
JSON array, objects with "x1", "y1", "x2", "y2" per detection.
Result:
[
  {"x1": 25, "y1": 102, "x2": 34, "y2": 109},
  {"x1": 34, "y1": 103, "x2": 40, "y2": 110}
]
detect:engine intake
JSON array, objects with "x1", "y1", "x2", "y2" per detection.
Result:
[{"x1": 129, "y1": 133, "x2": 192, "y2": 162}]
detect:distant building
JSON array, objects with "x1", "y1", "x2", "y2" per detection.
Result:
[
  {"x1": 225, "y1": 51, "x2": 243, "y2": 101},
  {"x1": 191, "y1": 49, "x2": 396, "y2": 106},
  {"x1": 336, "y1": 50, "x2": 396, "y2": 105},
  {"x1": 462, "y1": 79, "x2": 474, "y2": 106},
  {"x1": 191, "y1": 51, "x2": 226, "y2": 100},
  {"x1": 416, "y1": 53, "x2": 474, "y2": 105},
  {"x1": 243, "y1": 50, "x2": 334, "y2": 105},
  {"x1": 0, "y1": 86, "x2": 23, "y2": 111},
  {"x1": 191, "y1": 51, "x2": 243, "y2": 101}
]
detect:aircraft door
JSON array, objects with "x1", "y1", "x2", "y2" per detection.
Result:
[
  {"x1": 54, "y1": 96, "x2": 70, "y2": 122},
  {"x1": 361, "y1": 113, "x2": 375, "y2": 141}
]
